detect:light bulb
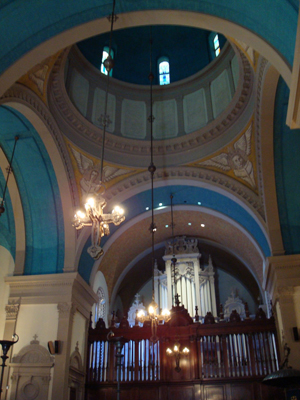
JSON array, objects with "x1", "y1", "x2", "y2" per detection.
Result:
[
  {"x1": 174, "y1": 345, "x2": 179, "y2": 352},
  {"x1": 148, "y1": 306, "x2": 155, "y2": 315},
  {"x1": 182, "y1": 347, "x2": 189, "y2": 353},
  {"x1": 86, "y1": 197, "x2": 95, "y2": 207},
  {"x1": 162, "y1": 309, "x2": 170, "y2": 317},
  {"x1": 76, "y1": 210, "x2": 86, "y2": 219},
  {"x1": 166, "y1": 348, "x2": 172, "y2": 354},
  {"x1": 137, "y1": 310, "x2": 145, "y2": 318}
]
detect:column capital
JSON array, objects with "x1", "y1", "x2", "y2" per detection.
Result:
[
  {"x1": 5, "y1": 300, "x2": 20, "y2": 320},
  {"x1": 57, "y1": 302, "x2": 76, "y2": 319},
  {"x1": 263, "y1": 254, "x2": 300, "y2": 298}
]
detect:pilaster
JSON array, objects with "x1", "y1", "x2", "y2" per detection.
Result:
[
  {"x1": 4, "y1": 273, "x2": 98, "y2": 400},
  {"x1": 52, "y1": 302, "x2": 76, "y2": 400},
  {"x1": 3, "y1": 300, "x2": 20, "y2": 399},
  {"x1": 264, "y1": 254, "x2": 300, "y2": 369}
]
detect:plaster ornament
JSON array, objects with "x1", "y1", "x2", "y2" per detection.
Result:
[
  {"x1": 29, "y1": 64, "x2": 49, "y2": 94},
  {"x1": 70, "y1": 146, "x2": 129, "y2": 196},
  {"x1": 199, "y1": 124, "x2": 256, "y2": 189}
]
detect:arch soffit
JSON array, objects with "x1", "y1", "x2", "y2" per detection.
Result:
[
  {"x1": 0, "y1": 147, "x2": 25, "y2": 272},
  {"x1": 0, "y1": 9, "x2": 292, "y2": 97},
  {"x1": 109, "y1": 236, "x2": 264, "y2": 313},
  {"x1": 94, "y1": 205, "x2": 265, "y2": 300},
  {"x1": 259, "y1": 65, "x2": 285, "y2": 256},
  {"x1": 2, "y1": 100, "x2": 77, "y2": 271},
  {"x1": 78, "y1": 174, "x2": 270, "y2": 277},
  {"x1": 0, "y1": 105, "x2": 65, "y2": 274}
]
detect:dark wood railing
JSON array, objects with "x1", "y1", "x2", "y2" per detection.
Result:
[{"x1": 86, "y1": 316, "x2": 279, "y2": 385}]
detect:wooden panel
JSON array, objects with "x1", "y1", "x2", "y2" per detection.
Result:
[
  {"x1": 138, "y1": 386, "x2": 159, "y2": 400},
  {"x1": 168, "y1": 385, "x2": 194, "y2": 400},
  {"x1": 204, "y1": 385, "x2": 226, "y2": 400},
  {"x1": 259, "y1": 383, "x2": 285, "y2": 400},
  {"x1": 230, "y1": 383, "x2": 254, "y2": 399}
]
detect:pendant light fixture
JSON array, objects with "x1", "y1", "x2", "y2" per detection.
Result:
[
  {"x1": 137, "y1": 28, "x2": 170, "y2": 341},
  {"x1": 73, "y1": 0, "x2": 125, "y2": 260}
]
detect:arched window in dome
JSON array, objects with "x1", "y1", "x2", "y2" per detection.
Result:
[
  {"x1": 213, "y1": 34, "x2": 221, "y2": 57},
  {"x1": 100, "y1": 46, "x2": 114, "y2": 76},
  {"x1": 158, "y1": 57, "x2": 170, "y2": 85},
  {"x1": 95, "y1": 287, "x2": 106, "y2": 324}
]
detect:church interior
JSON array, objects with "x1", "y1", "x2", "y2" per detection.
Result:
[{"x1": 0, "y1": 1, "x2": 300, "y2": 399}]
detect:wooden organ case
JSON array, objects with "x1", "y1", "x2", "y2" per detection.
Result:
[{"x1": 85, "y1": 300, "x2": 285, "y2": 400}]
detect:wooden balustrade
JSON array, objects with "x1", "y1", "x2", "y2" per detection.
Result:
[{"x1": 86, "y1": 317, "x2": 279, "y2": 385}]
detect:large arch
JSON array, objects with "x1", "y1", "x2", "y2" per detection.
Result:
[
  {"x1": 3, "y1": 99, "x2": 77, "y2": 271},
  {"x1": 0, "y1": 5, "x2": 294, "y2": 96},
  {"x1": 84, "y1": 181, "x2": 269, "y2": 297},
  {"x1": 0, "y1": 105, "x2": 65, "y2": 275}
]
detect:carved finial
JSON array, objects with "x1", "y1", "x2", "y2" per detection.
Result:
[
  {"x1": 30, "y1": 334, "x2": 39, "y2": 345},
  {"x1": 195, "y1": 305, "x2": 199, "y2": 322},
  {"x1": 174, "y1": 293, "x2": 181, "y2": 307},
  {"x1": 219, "y1": 304, "x2": 224, "y2": 320},
  {"x1": 110, "y1": 311, "x2": 116, "y2": 328},
  {"x1": 75, "y1": 341, "x2": 79, "y2": 351},
  {"x1": 134, "y1": 293, "x2": 140, "y2": 304},
  {"x1": 245, "y1": 302, "x2": 250, "y2": 319},
  {"x1": 208, "y1": 255, "x2": 214, "y2": 271}
]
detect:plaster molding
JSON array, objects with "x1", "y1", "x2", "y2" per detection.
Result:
[
  {"x1": 103, "y1": 166, "x2": 265, "y2": 221},
  {"x1": 5, "y1": 273, "x2": 98, "y2": 317},
  {"x1": 5, "y1": 301, "x2": 20, "y2": 320},
  {"x1": 275, "y1": 286, "x2": 295, "y2": 303},
  {"x1": 57, "y1": 302, "x2": 77, "y2": 318},
  {"x1": 263, "y1": 254, "x2": 300, "y2": 297},
  {"x1": 254, "y1": 56, "x2": 269, "y2": 216},
  {"x1": 49, "y1": 45, "x2": 254, "y2": 165}
]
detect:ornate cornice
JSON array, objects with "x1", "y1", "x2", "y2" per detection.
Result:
[
  {"x1": 255, "y1": 56, "x2": 269, "y2": 217},
  {"x1": 104, "y1": 165, "x2": 265, "y2": 221},
  {"x1": 49, "y1": 46, "x2": 254, "y2": 163}
]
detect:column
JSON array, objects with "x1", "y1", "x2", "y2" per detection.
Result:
[
  {"x1": 51, "y1": 302, "x2": 76, "y2": 400},
  {"x1": 209, "y1": 275, "x2": 217, "y2": 317},
  {"x1": 3, "y1": 301, "x2": 19, "y2": 399},
  {"x1": 165, "y1": 260, "x2": 173, "y2": 309},
  {"x1": 193, "y1": 258, "x2": 201, "y2": 316}
]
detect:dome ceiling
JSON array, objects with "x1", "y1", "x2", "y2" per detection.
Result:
[{"x1": 77, "y1": 25, "x2": 227, "y2": 85}]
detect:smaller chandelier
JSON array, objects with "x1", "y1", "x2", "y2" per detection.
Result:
[
  {"x1": 73, "y1": 193, "x2": 125, "y2": 260},
  {"x1": 166, "y1": 340, "x2": 190, "y2": 373},
  {"x1": 137, "y1": 300, "x2": 171, "y2": 343}
]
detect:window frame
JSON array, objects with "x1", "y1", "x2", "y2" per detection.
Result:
[
  {"x1": 158, "y1": 56, "x2": 170, "y2": 86},
  {"x1": 100, "y1": 46, "x2": 114, "y2": 76}
]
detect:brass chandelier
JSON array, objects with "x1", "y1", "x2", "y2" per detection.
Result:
[{"x1": 73, "y1": 0, "x2": 125, "y2": 260}]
